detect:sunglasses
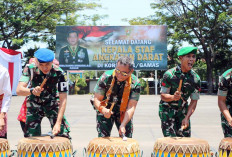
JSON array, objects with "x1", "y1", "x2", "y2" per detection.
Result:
[{"x1": 115, "y1": 69, "x2": 130, "y2": 76}]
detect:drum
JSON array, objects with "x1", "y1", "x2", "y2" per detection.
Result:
[
  {"x1": 153, "y1": 137, "x2": 210, "y2": 157},
  {"x1": 87, "y1": 137, "x2": 141, "y2": 157},
  {"x1": 0, "y1": 138, "x2": 10, "y2": 157},
  {"x1": 17, "y1": 136, "x2": 72, "y2": 157},
  {"x1": 219, "y1": 137, "x2": 232, "y2": 157}
]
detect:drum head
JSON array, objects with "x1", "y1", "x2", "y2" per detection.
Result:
[
  {"x1": 17, "y1": 136, "x2": 72, "y2": 152},
  {"x1": 154, "y1": 137, "x2": 210, "y2": 154},
  {"x1": 87, "y1": 137, "x2": 140, "y2": 155}
]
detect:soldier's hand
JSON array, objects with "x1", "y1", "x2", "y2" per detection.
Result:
[
  {"x1": 33, "y1": 86, "x2": 44, "y2": 96},
  {"x1": 119, "y1": 125, "x2": 126, "y2": 136},
  {"x1": 52, "y1": 123, "x2": 61, "y2": 135},
  {"x1": 102, "y1": 108, "x2": 113, "y2": 119},
  {"x1": 228, "y1": 119, "x2": 232, "y2": 127},
  {"x1": 181, "y1": 118, "x2": 189, "y2": 129},
  {"x1": 173, "y1": 91, "x2": 181, "y2": 101}
]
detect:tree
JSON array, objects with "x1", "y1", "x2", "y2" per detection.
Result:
[
  {"x1": 128, "y1": 0, "x2": 232, "y2": 93},
  {"x1": 0, "y1": 0, "x2": 101, "y2": 50}
]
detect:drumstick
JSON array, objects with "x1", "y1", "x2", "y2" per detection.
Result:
[
  {"x1": 179, "y1": 125, "x2": 185, "y2": 132},
  {"x1": 40, "y1": 74, "x2": 49, "y2": 88},
  {"x1": 177, "y1": 74, "x2": 185, "y2": 92},
  {"x1": 177, "y1": 126, "x2": 185, "y2": 137},
  {"x1": 109, "y1": 97, "x2": 118, "y2": 112},
  {"x1": 47, "y1": 131, "x2": 55, "y2": 139},
  {"x1": 122, "y1": 133, "x2": 127, "y2": 141}
]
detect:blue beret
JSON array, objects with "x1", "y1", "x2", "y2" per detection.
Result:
[
  {"x1": 177, "y1": 47, "x2": 198, "y2": 56},
  {"x1": 34, "y1": 48, "x2": 54, "y2": 63}
]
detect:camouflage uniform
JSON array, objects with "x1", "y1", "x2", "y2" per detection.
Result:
[
  {"x1": 218, "y1": 69, "x2": 232, "y2": 137},
  {"x1": 94, "y1": 69, "x2": 141, "y2": 138},
  {"x1": 59, "y1": 45, "x2": 89, "y2": 65},
  {"x1": 159, "y1": 65, "x2": 201, "y2": 137},
  {"x1": 19, "y1": 64, "x2": 68, "y2": 137}
]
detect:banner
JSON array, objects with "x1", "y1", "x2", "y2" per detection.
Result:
[
  {"x1": 0, "y1": 48, "x2": 22, "y2": 95},
  {"x1": 56, "y1": 26, "x2": 167, "y2": 70}
]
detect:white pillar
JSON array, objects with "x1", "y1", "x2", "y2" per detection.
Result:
[
  {"x1": 95, "y1": 70, "x2": 97, "y2": 78},
  {"x1": 155, "y1": 70, "x2": 158, "y2": 95}
]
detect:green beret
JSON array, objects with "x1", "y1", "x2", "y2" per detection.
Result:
[
  {"x1": 34, "y1": 48, "x2": 54, "y2": 63},
  {"x1": 177, "y1": 47, "x2": 198, "y2": 56}
]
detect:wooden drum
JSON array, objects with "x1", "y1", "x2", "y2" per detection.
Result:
[
  {"x1": 219, "y1": 137, "x2": 232, "y2": 157},
  {"x1": 87, "y1": 137, "x2": 141, "y2": 157},
  {"x1": 153, "y1": 137, "x2": 210, "y2": 157},
  {"x1": 0, "y1": 138, "x2": 10, "y2": 157},
  {"x1": 17, "y1": 136, "x2": 72, "y2": 157}
]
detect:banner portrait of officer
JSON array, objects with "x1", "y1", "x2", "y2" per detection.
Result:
[{"x1": 59, "y1": 30, "x2": 89, "y2": 66}]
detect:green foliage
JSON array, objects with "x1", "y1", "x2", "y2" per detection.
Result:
[
  {"x1": 139, "y1": 78, "x2": 146, "y2": 95},
  {"x1": 193, "y1": 60, "x2": 207, "y2": 81},
  {"x1": 69, "y1": 74, "x2": 87, "y2": 95},
  {"x1": 76, "y1": 78, "x2": 87, "y2": 88},
  {"x1": 0, "y1": 0, "x2": 102, "y2": 50},
  {"x1": 83, "y1": 71, "x2": 95, "y2": 79},
  {"x1": 76, "y1": 78, "x2": 87, "y2": 95}
]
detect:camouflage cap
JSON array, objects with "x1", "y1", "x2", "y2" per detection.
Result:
[
  {"x1": 177, "y1": 47, "x2": 198, "y2": 56},
  {"x1": 34, "y1": 48, "x2": 54, "y2": 63}
]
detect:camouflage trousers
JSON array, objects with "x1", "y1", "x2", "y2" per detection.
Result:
[
  {"x1": 159, "y1": 104, "x2": 191, "y2": 137},
  {"x1": 96, "y1": 111, "x2": 133, "y2": 138},
  {"x1": 25, "y1": 100, "x2": 66, "y2": 137},
  {"x1": 221, "y1": 105, "x2": 232, "y2": 137}
]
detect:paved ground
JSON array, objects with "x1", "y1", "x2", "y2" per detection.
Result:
[{"x1": 8, "y1": 95, "x2": 223, "y2": 157}]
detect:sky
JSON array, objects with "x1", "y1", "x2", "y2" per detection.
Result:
[
  {"x1": 18, "y1": 0, "x2": 155, "y2": 53},
  {"x1": 84, "y1": 0, "x2": 154, "y2": 25}
]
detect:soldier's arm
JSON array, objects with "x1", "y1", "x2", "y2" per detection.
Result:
[
  {"x1": 161, "y1": 92, "x2": 181, "y2": 102},
  {"x1": 93, "y1": 93, "x2": 104, "y2": 110},
  {"x1": 181, "y1": 99, "x2": 198, "y2": 129},
  {"x1": 218, "y1": 95, "x2": 232, "y2": 126},
  {"x1": 16, "y1": 82, "x2": 30, "y2": 96},
  {"x1": 52, "y1": 92, "x2": 67, "y2": 135},
  {"x1": 121, "y1": 99, "x2": 138, "y2": 127},
  {"x1": 160, "y1": 70, "x2": 181, "y2": 102}
]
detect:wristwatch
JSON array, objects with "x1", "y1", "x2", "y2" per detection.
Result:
[{"x1": 30, "y1": 88, "x2": 34, "y2": 95}]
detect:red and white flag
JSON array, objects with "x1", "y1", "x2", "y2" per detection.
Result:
[{"x1": 0, "y1": 48, "x2": 22, "y2": 95}]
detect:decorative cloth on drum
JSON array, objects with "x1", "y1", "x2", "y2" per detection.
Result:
[
  {"x1": 17, "y1": 136, "x2": 72, "y2": 157},
  {"x1": 218, "y1": 69, "x2": 232, "y2": 137},
  {"x1": 219, "y1": 137, "x2": 232, "y2": 157},
  {"x1": 153, "y1": 137, "x2": 210, "y2": 157},
  {"x1": 87, "y1": 137, "x2": 141, "y2": 157},
  {"x1": 0, "y1": 138, "x2": 10, "y2": 157}
]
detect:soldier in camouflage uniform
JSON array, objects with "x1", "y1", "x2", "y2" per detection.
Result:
[
  {"x1": 218, "y1": 69, "x2": 232, "y2": 137},
  {"x1": 159, "y1": 47, "x2": 201, "y2": 137},
  {"x1": 59, "y1": 30, "x2": 89, "y2": 65},
  {"x1": 16, "y1": 48, "x2": 68, "y2": 137},
  {"x1": 93, "y1": 56, "x2": 140, "y2": 138}
]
